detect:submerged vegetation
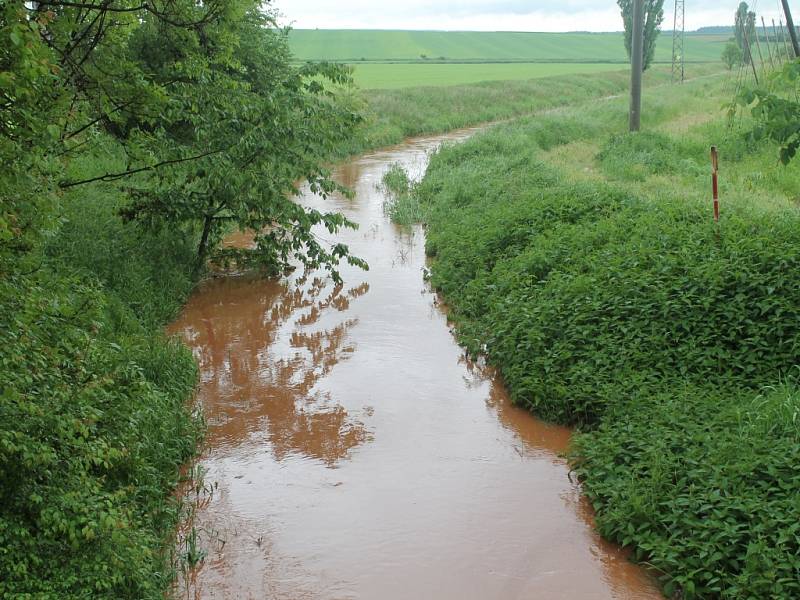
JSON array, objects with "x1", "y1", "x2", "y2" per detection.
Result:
[
  {"x1": 411, "y1": 73, "x2": 800, "y2": 597},
  {"x1": 381, "y1": 163, "x2": 424, "y2": 226}
]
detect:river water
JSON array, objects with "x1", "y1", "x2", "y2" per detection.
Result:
[{"x1": 170, "y1": 129, "x2": 662, "y2": 600}]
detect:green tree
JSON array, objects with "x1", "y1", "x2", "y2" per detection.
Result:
[
  {"x1": 8, "y1": 0, "x2": 364, "y2": 281},
  {"x1": 734, "y1": 3, "x2": 756, "y2": 64},
  {"x1": 722, "y1": 39, "x2": 744, "y2": 69},
  {"x1": 618, "y1": 0, "x2": 665, "y2": 71},
  {"x1": 736, "y1": 59, "x2": 800, "y2": 163},
  {"x1": 113, "y1": 6, "x2": 366, "y2": 278}
]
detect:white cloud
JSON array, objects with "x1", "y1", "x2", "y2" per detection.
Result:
[{"x1": 271, "y1": 1, "x2": 780, "y2": 32}]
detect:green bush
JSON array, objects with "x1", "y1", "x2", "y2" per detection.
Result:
[
  {"x1": 574, "y1": 383, "x2": 800, "y2": 599},
  {"x1": 0, "y1": 157, "x2": 200, "y2": 597},
  {"x1": 0, "y1": 269, "x2": 199, "y2": 598},
  {"x1": 415, "y1": 78, "x2": 800, "y2": 598}
]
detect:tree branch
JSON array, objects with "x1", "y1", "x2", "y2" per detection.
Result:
[{"x1": 58, "y1": 147, "x2": 226, "y2": 188}]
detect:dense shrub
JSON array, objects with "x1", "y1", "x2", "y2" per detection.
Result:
[
  {"x1": 574, "y1": 384, "x2": 800, "y2": 599},
  {"x1": 415, "y1": 77, "x2": 800, "y2": 598},
  {"x1": 0, "y1": 180, "x2": 200, "y2": 597},
  {"x1": 421, "y1": 121, "x2": 800, "y2": 425},
  {"x1": 0, "y1": 270, "x2": 199, "y2": 597}
]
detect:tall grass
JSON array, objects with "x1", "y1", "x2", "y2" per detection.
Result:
[
  {"x1": 381, "y1": 163, "x2": 424, "y2": 226},
  {"x1": 413, "y1": 72, "x2": 800, "y2": 598},
  {"x1": 340, "y1": 65, "x2": 723, "y2": 157}
]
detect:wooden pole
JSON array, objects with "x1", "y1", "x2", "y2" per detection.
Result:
[
  {"x1": 779, "y1": 19, "x2": 792, "y2": 61},
  {"x1": 711, "y1": 146, "x2": 720, "y2": 223},
  {"x1": 630, "y1": 0, "x2": 644, "y2": 132},
  {"x1": 753, "y1": 21, "x2": 768, "y2": 79},
  {"x1": 782, "y1": 0, "x2": 800, "y2": 57},
  {"x1": 743, "y1": 23, "x2": 760, "y2": 85},
  {"x1": 773, "y1": 19, "x2": 786, "y2": 63},
  {"x1": 762, "y1": 17, "x2": 776, "y2": 69}
]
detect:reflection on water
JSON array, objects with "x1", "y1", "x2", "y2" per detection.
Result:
[
  {"x1": 171, "y1": 129, "x2": 663, "y2": 600},
  {"x1": 172, "y1": 274, "x2": 372, "y2": 467}
]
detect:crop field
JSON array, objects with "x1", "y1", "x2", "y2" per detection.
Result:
[
  {"x1": 290, "y1": 29, "x2": 727, "y2": 89},
  {"x1": 289, "y1": 29, "x2": 727, "y2": 64},
  {"x1": 350, "y1": 62, "x2": 629, "y2": 89}
]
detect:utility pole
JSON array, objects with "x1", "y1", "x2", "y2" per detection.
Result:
[
  {"x1": 782, "y1": 0, "x2": 800, "y2": 57},
  {"x1": 672, "y1": 0, "x2": 685, "y2": 83},
  {"x1": 630, "y1": 0, "x2": 644, "y2": 132}
]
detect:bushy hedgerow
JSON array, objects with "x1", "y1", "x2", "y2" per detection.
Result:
[
  {"x1": 416, "y1": 98, "x2": 800, "y2": 598},
  {"x1": 0, "y1": 184, "x2": 200, "y2": 597},
  {"x1": 573, "y1": 383, "x2": 800, "y2": 599}
]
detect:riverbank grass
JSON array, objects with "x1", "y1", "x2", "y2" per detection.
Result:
[{"x1": 411, "y1": 71, "x2": 800, "y2": 598}]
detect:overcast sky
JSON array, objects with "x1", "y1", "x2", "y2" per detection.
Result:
[{"x1": 271, "y1": 1, "x2": 787, "y2": 32}]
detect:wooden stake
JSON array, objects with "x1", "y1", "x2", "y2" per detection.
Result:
[
  {"x1": 773, "y1": 19, "x2": 785, "y2": 63},
  {"x1": 743, "y1": 24, "x2": 760, "y2": 85},
  {"x1": 711, "y1": 146, "x2": 720, "y2": 223},
  {"x1": 779, "y1": 19, "x2": 792, "y2": 61},
  {"x1": 762, "y1": 17, "x2": 776, "y2": 70}
]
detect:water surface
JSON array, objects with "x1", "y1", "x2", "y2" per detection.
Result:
[{"x1": 171, "y1": 130, "x2": 662, "y2": 600}]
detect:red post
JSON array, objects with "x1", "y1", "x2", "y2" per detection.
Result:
[{"x1": 711, "y1": 146, "x2": 720, "y2": 222}]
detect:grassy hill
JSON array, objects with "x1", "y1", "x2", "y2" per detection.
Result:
[{"x1": 288, "y1": 29, "x2": 728, "y2": 64}]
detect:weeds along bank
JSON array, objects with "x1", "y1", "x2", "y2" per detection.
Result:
[
  {"x1": 0, "y1": 149, "x2": 201, "y2": 596},
  {"x1": 345, "y1": 64, "x2": 723, "y2": 156},
  {"x1": 406, "y1": 74, "x2": 800, "y2": 598}
]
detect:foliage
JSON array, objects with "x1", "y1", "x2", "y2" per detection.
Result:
[
  {"x1": 114, "y1": 8, "x2": 365, "y2": 278},
  {"x1": 574, "y1": 383, "x2": 800, "y2": 599},
  {"x1": 736, "y1": 59, "x2": 800, "y2": 164},
  {"x1": 1, "y1": 0, "x2": 365, "y2": 595},
  {"x1": 617, "y1": 0, "x2": 665, "y2": 71},
  {"x1": 0, "y1": 229, "x2": 201, "y2": 597},
  {"x1": 734, "y1": 2, "x2": 756, "y2": 64},
  {"x1": 722, "y1": 40, "x2": 744, "y2": 69},
  {"x1": 414, "y1": 75, "x2": 800, "y2": 597}
]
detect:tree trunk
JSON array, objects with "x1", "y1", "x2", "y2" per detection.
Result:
[{"x1": 196, "y1": 214, "x2": 214, "y2": 269}]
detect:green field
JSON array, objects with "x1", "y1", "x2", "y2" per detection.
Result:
[
  {"x1": 350, "y1": 62, "x2": 629, "y2": 89},
  {"x1": 289, "y1": 29, "x2": 727, "y2": 64}
]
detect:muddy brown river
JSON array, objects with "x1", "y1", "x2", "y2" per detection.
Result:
[{"x1": 170, "y1": 130, "x2": 663, "y2": 599}]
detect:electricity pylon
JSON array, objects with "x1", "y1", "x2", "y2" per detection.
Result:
[{"x1": 672, "y1": 0, "x2": 685, "y2": 83}]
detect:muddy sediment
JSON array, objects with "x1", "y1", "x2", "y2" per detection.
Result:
[{"x1": 170, "y1": 130, "x2": 662, "y2": 599}]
